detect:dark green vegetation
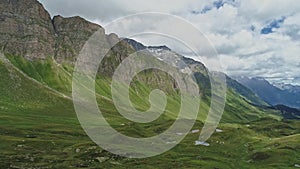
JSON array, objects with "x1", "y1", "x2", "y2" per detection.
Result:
[{"x1": 0, "y1": 52, "x2": 299, "y2": 169}]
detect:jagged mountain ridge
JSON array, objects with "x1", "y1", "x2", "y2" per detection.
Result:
[{"x1": 275, "y1": 83, "x2": 300, "y2": 93}]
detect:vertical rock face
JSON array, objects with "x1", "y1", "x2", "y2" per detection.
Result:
[
  {"x1": 52, "y1": 15, "x2": 104, "y2": 63},
  {"x1": 0, "y1": 0, "x2": 106, "y2": 62},
  {"x1": 0, "y1": 0, "x2": 55, "y2": 60}
]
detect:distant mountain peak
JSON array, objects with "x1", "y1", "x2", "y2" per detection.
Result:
[
  {"x1": 148, "y1": 45, "x2": 171, "y2": 51},
  {"x1": 235, "y1": 75, "x2": 300, "y2": 108},
  {"x1": 274, "y1": 83, "x2": 300, "y2": 93},
  {"x1": 123, "y1": 38, "x2": 146, "y2": 51},
  {"x1": 253, "y1": 77, "x2": 268, "y2": 81},
  {"x1": 123, "y1": 38, "x2": 171, "y2": 51}
]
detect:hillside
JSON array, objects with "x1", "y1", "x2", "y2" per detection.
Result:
[{"x1": 1, "y1": 54, "x2": 299, "y2": 168}]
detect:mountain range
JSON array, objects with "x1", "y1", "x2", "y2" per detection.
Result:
[
  {"x1": 235, "y1": 76, "x2": 300, "y2": 108},
  {"x1": 0, "y1": 0, "x2": 299, "y2": 168}
]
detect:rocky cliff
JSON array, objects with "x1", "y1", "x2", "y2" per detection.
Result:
[
  {"x1": 0, "y1": 0, "x2": 55, "y2": 60},
  {"x1": 0, "y1": 0, "x2": 109, "y2": 63},
  {"x1": 52, "y1": 15, "x2": 104, "y2": 63}
]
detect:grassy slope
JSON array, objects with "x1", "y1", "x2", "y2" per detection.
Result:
[{"x1": 0, "y1": 55, "x2": 299, "y2": 168}]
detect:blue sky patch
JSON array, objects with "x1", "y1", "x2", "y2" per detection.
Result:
[
  {"x1": 261, "y1": 16, "x2": 286, "y2": 34},
  {"x1": 192, "y1": 0, "x2": 237, "y2": 14}
]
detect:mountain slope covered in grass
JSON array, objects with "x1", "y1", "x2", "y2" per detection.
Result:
[{"x1": 1, "y1": 51, "x2": 299, "y2": 168}]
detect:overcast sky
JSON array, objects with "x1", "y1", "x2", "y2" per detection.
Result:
[{"x1": 39, "y1": 0, "x2": 300, "y2": 85}]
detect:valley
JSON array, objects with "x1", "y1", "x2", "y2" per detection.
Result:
[{"x1": 0, "y1": 0, "x2": 299, "y2": 168}]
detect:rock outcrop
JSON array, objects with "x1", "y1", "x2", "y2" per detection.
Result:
[
  {"x1": 52, "y1": 15, "x2": 103, "y2": 63},
  {"x1": 0, "y1": 0, "x2": 107, "y2": 63},
  {"x1": 0, "y1": 0, "x2": 55, "y2": 60}
]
